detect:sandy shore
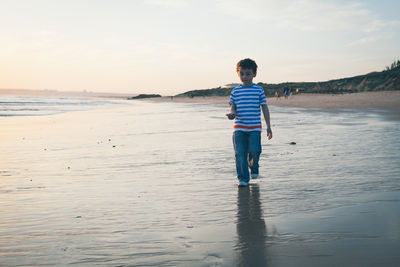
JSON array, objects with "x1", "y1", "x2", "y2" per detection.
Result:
[{"x1": 146, "y1": 91, "x2": 400, "y2": 110}]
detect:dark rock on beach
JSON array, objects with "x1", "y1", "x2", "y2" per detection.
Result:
[{"x1": 128, "y1": 94, "x2": 162, "y2": 100}]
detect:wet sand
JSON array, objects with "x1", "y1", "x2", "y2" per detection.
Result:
[
  {"x1": 1, "y1": 99, "x2": 400, "y2": 266},
  {"x1": 265, "y1": 190, "x2": 400, "y2": 266}
]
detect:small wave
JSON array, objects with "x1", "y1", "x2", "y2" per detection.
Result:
[{"x1": 0, "y1": 95, "x2": 120, "y2": 117}]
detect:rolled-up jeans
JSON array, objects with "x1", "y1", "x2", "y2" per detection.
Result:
[{"x1": 233, "y1": 131, "x2": 262, "y2": 183}]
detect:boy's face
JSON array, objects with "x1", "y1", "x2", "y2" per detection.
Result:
[{"x1": 237, "y1": 67, "x2": 256, "y2": 87}]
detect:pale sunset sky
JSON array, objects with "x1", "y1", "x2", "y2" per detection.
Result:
[{"x1": 1, "y1": 0, "x2": 399, "y2": 95}]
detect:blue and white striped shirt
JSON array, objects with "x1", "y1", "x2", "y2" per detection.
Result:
[{"x1": 229, "y1": 84, "x2": 267, "y2": 132}]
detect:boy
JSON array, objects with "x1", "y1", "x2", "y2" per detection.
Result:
[{"x1": 226, "y1": 58, "x2": 272, "y2": 187}]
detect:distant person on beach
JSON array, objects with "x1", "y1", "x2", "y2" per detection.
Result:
[
  {"x1": 226, "y1": 58, "x2": 273, "y2": 187},
  {"x1": 284, "y1": 87, "x2": 289, "y2": 99}
]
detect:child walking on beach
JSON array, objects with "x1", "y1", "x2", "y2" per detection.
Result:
[{"x1": 226, "y1": 58, "x2": 272, "y2": 187}]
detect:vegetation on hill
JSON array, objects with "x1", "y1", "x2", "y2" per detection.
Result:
[
  {"x1": 385, "y1": 59, "x2": 400, "y2": 71},
  {"x1": 177, "y1": 61, "x2": 400, "y2": 97}
]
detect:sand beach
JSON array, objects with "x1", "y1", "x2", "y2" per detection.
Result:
[
  {"x1": 149, "y1": 90, "x2": 400, "y2": 110},
  {"x1": 1, "y1": 93, "x2": 399, "y2": 266}
]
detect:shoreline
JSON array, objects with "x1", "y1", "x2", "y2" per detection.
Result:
[{"x1": 142, "y1": 91, "x2": 400, "y2": 110}]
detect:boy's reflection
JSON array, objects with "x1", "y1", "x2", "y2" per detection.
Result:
[{"x1": 235, "y1": 184, "x2": 268, "y2": 266}]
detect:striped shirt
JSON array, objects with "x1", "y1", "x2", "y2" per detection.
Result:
[{"x1": 229, "y1": 83, "x2": 267, "y2": 132}]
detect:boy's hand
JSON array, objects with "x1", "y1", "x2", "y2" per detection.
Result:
[
  {"x1": 266, "y1": 128, "x2": 273, "y2": 140},
  {"x1": 226, "y1": 113, "x2": 236, "y2": 120}
]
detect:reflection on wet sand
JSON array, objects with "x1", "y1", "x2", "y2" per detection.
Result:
[{"x1": 235, "y1": 184, "x2": 268, "y2": 266}]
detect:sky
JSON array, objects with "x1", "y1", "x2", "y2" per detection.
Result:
[{"x1": 0, "y1": 0, "x2": 399, "y2": 95}]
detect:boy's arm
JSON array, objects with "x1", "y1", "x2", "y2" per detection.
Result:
[
  {"x1": 261, "y1": 104, "x2": 272, "y2": 139},
  {"x1": 226, "y1": 103, "x2": 237, "y2": 120}
]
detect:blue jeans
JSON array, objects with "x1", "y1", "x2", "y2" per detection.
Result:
[{"x1": 233, "y1": 131, "x2": 262, "y2": 183}]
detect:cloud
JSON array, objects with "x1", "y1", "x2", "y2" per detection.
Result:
[
  {"x1": 212, "y1": 1, "x2": 283, "y2": 20},
  {"x1": 215, "y1": 0, "x2": 399, "y2": 33},
  {"x1": 347, "y1": 34, "x2": 385, "y2": 46},
  {"x1": 146, "y1": 0, "x2": 188, "y2": 8},
  {"x1": 363, "y1": 19, "x2": 400, "y2": 33}
]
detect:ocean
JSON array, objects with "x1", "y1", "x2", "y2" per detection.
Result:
[
  {"x1": 0, "y1": 95, "x2": 122, "y2": 117},
  {"x1": 0, "y1": 97, "x2": 399, "y2": 266}
]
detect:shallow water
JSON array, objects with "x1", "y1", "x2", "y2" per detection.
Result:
[
  {"x1": 0, "y1": 95, "x2": 121, "y2": 117},
  {"x1": 1, "y1": 100, "x2": 399, "y2": 266}
]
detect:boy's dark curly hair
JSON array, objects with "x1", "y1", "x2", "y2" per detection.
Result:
[{"x1": 236, "y1": 58, "x2": 257, "y2": 74}]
